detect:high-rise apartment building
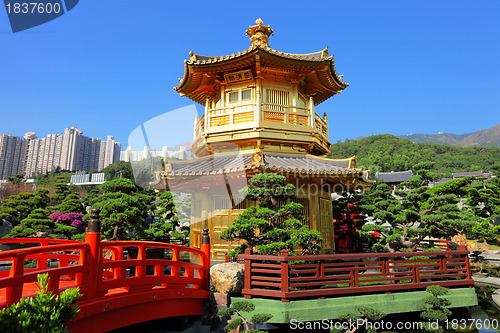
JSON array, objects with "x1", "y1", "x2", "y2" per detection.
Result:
[
  {"x1": 0, "y1": 134, "x2": 27, "y2": 179},
  {"x1": 25, "y1": 134, "x2": 63, "y2": 176},
  {"x1": 60, "y1": 127, "x2": 83, "y2": 172},
  {"x1": 0, "y1": 127, "x2": 122, "y2": 179},
  {"x1": 120, "y1": 144, "x2": 194, "y2": 162},
  {"x1": 99, "y1": 136, "x2": 121, "y2": 171}
]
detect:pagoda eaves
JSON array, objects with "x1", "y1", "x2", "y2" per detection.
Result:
[{"x1": 175, "y1": 45, "x2": 348, "y2": 106}]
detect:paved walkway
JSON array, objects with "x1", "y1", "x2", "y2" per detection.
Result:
[
  {"x1": 473, "y1": 275, "x2": 500, "y2": 309},
  {"x1": 482, "y1": 250, "x2": 500, "y2": 264}
]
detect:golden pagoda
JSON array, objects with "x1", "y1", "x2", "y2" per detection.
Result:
[{"x1": 158, "y1": 19, "x2": 372, "y2": 260}]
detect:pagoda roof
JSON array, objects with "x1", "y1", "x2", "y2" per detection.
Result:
[
  {"x1": 161, "y1": 152, "x2": 369, "y2": 182},
  {"x1": 375, "y1": 170, "x2": 413, "y2": 183},
  {"x1": 174, "y1": 19, "x2": 349, "y2": 105}
]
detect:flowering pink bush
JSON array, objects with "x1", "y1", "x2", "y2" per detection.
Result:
[{"x1": 50, "y1": 212, "x2": 87, "y2": 232}]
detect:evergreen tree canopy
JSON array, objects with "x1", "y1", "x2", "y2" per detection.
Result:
[
  {"x1": 221, "y1": 173, "x2": 323, "y2": 257},
  {"x1": 88, "y1": 178, "x2": 151, "y2": 240}
]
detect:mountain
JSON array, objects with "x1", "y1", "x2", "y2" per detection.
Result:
[
  {"x1": 399, "y1": 124, "x2": 500, "y2": 148},
  {"x1": 327, "y1": 134, "x2": 500, "y2": 173}
]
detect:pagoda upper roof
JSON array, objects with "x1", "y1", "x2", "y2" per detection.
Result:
[{"x1": 174, "y1": 19, "x2": 349, "y2": 105}]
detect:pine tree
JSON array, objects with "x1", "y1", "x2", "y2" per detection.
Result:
[
  {"x1": 221, "y1": 173, "x2": 322, "y2": 257},
  {"x1": 88, "y1": 178, "x2": 151, "y2": 240},
  {"x1": 145, "y1": 191, "x2": 190, "y2": 245}
]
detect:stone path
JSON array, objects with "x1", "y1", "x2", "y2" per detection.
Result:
[
  {"x1": 473, "y1": 276, "x2": 500, "y2": 309},
  {"x1": 482, "y1": 250, "x2": 500, "y2": 264}
]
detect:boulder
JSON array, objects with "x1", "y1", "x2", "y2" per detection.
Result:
[
  {"x1": 210, "y1": 262, "x2": 245, "y2": 294},
  {"x1": 452, "y1": 234, "x2": 467, "y2": 246},
  {"x1": 466, "y1": 242, "x2": 479, "y2": 250},
  {"x1": 0, "y1": 220, "x2": 12, "y2": 238}
]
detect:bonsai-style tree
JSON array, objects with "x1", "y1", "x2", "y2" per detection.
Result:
[
  {"x1": 88, "y1": 178, "x2": 150, "y2": 240},
  {"x1": 335, "y1": 306, "x2": 386, "y2": 333},
  {"x1": 145, "y1": 191, "x2": 190, "y2": 245},
  {"x1": 359, "y1": 181, "x2": 421, "y2": 252},
  {"x1": 420, "y1": 285, "x2": 452, "y2": 333},
  {"x1": 5, "y1": 208, "x2": 77, "y2": 239},
  {"x1": 221, "y1": 173, "x2": 322, "y2": 257},
  {"x1": 361, "y1": 163, "x2": 481, "y2": 252},
  {"x1": 217, "y1": 300, "x2": 272, "y2": 333},
  {"x1": 0, "y1": 188, "x2": 51, "y2": 226},
  {"x1": 49, "y1": 193, "x2": 86, "y2": 215}
]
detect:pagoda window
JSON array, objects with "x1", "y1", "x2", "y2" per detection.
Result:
[
  {"x1": 241, "y1": 89, "x2": 251, "y2": 101},
  {"x1": 228, "y1": 92, "x2": 238, "y2": 104},
  {"x1": 266, "y1": 89, "x2": 290, "y2": 111}
]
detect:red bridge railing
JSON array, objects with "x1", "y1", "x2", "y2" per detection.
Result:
[
  {"x1": 0, "y1": 208, "x2": 211, "y2": 332},
  {"x1": 238, "y1": 246, "x2": 473, "y2": 302}
]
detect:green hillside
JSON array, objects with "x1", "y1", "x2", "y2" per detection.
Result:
[{"x1": 327, "y1": 134, "x2": 500, "y2": 174}]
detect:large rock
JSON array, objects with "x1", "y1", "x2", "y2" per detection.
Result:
[
  {"x1": 0, "y1": 220, "x2": 12, "y2": 238},
  {"x1": 210, "y1": 262, "x2": 245, "y2": 294}
]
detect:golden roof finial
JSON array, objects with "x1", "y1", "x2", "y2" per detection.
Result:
[{"x1": 246, "y1": 18, "x2": 273, "y2": 47}]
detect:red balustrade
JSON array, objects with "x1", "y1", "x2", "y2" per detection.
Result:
[
  {"x1": 238, "y1": 246, "x2": 473, "y2": 302},
  {"x1": 0, "y1": 208, "x2": 211, "y2": 332}
]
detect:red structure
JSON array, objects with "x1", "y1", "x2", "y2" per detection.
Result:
[
  {"x1": 0, "y1": 209, "x2": 211, "y2": 333},
  {"x1": 239, "y1": 247, "x2": 472, "y2": 302}
]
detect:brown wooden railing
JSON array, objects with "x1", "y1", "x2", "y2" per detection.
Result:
[{"x1": 238, "y1": 246, "x2": 473, "y2": 302}]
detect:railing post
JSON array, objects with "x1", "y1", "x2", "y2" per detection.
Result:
[
  {"x1": 280, "y1": 249, "x2": 289, "y2": 302},
  {"x1": 6, "y1": 252, "x2": 26, "y2": 304},
  {"x1": 85, "y1": 207, "x2": 101, "y2": 300},
  {"x1": 461, "y1": 245, "x2": 472, "y2": 279},
  {"x1": 200, "y1": 228, "x2": 211, "y2": 289},
  {"x1": 243, "y1": 247, "x2": 252, "y2": 299}
]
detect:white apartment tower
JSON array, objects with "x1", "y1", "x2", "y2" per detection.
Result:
[
  {"x1": 0, "y1": 134, "x2": 27, "y2": 179},
  {"x1": 98, "y1": 136, "x2": 121, "y2": 171},
  {"x1": 60, "y1": 127, "x2": 84, "y2": 171},
  {"x1": 0, "y1": 128, "x2": 121, "y2": 178},
  {"x1": 24, "y1": 133, "x2": 64, "y2": 176}
]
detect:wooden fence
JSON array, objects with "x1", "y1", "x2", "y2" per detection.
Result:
[{"x1": 238, "y1": 246, "x2": 473, "y2": 302}]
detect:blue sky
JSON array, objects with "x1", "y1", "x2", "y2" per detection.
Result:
[{"x1": 1, "y1": 0, "x2": 499, "y2": 149}]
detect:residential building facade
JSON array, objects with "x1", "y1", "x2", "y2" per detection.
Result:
[
  {"x1": 120, "y1": 144, "x2": 194, "y2": 162},
  {"x1": 0, "y1": 127, "x2": 121, "y2": 179},
  {"x1": 0, "y1": 134, "x2": 27, "y2": 179}
]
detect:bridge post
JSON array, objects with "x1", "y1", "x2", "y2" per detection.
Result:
[
  {"x1": 201, "y1": 228, "x2": 210, "y2": 288},
  {"x1": 85, "y1": 207, "x2": 102, "y2": 300}
]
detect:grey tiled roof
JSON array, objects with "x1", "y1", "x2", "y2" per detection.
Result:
[
  {"x1": 166, "y1": 153, "x2": 354, "y2": 176},
  {"x1": 264, "y1": 154, "x2": 351, "y2": 171},
  {"x1": 430, "y1": 178, "x2": 453, "y2": 186},
  {"x1": 167, "y1": 154, "x2": 253, "y2": 174},
  {"x1": 452, "y1": 171, "x2": 492, "y2": 178},
  {"x1": 375, "y1": 170, "x2": 413, "y2": 183}
]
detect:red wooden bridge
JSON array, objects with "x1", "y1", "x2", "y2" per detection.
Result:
[{"x1": 0, "y1": 209, "x2": 211, "y2": 333}]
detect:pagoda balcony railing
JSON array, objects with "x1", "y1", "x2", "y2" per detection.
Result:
[
  {"x1": 208, "y1": 102, "x2": 256, "y2": 127},
  {"x1": 261, "y1": 103, "x2": 309, "y2": 126},
  {"x1": 194, "y1": 114, "x2": 205, "y2": 140},
  {"x1": 314, "y1": 112, "x2": 329, "y2": 138},
  {"x1": 193, "y1": 103, "x2": 329, "y2": 144}
]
